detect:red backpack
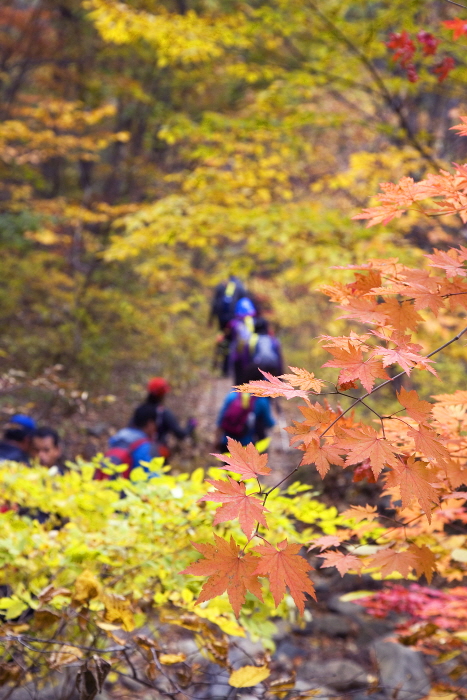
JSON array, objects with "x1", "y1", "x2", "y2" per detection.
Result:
[
  {"x1": 94, "y1": 437, "x2": 149, "y2": 481},
  {"x1": 220, "y1": 393, "x2": 257, "y2": 438}
]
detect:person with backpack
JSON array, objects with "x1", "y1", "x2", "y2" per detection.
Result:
[
  {"x1": 215, "y1": 366, "x2": 275, "y2": 450},
  {"x1": 244, "y1": 317, "x2": 284, "y2": 377},
  {"x1": 209, "y1": 276, "x2": 247, "y2": 330},
  {"x1": 227, "y1": 297, "x2": 258, "y2": 384},
  {"x1": 96, "y1": 404, "x2": 160, "y2": 480},
  {"x1": 139, "y1": 377, "x2": 197, "y2": 459}
]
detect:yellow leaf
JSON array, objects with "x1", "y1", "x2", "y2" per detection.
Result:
[
  {"x1": 451, "y1": 548, "x2": 467, "y2": 563},
  {"x1": 49, "y1": 645, "x2": 83, "y2": 669},
  {"x1": 159, "y1": 653, "x2": 186, "y2": 665},
  {"x1": 73, "y1": 570, "x2": 101, "y2": 604},
  {"x1": 255, "y1": 437, "x2": 271, "y2": 454},
  {"x1": 229, "y1": 665, "x2": 270, "y2": 688}
]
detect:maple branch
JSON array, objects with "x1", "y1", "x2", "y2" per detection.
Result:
[
  {"x1": 320, "y1": 323, "x2": 467, "y2": 439},
  {"x1": 444, "y1": 0, "x2": 467, "y2": 8},
  {"x1": 263, "y1": 467, "x2": 299, "y2": 501},
  {"x1": 306, "y1": 0, "x2": 441, "y2": 169}
]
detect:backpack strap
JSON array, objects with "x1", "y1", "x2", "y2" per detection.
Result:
[
  {"x1": 244, "y1": 315, "x2": 255, "y2": 333},
  {"x1": 225, "y1": 280, "x2": 236, "y2": 299},
  {"x1": 248, "y1": 332, "x2": 259, "y2": 354}
]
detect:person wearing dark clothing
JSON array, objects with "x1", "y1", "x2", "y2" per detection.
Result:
[
  {"x1": 210, "y1": 276, "x2": 248, "y2": 330},
  {"x1": 216, "y1": 364, "x2": 275, "y2": 449},
  {"x1": 242, "y1": 317, "x2": 284, "y2": 378},
  {"x1": 96, "y1": 404, "x2": 161, "y2": 481},
  {"x1": 142, "y1": 377, "x2": 196, "y2": 458},
  {"x1": 0, "y1": 414, "x2": 36, "y2": 465}
]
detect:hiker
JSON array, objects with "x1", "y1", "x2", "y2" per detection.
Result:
[
  {"x1": 97, "y1": 404, "x2": 160, "y2": 480},
  {"x1": 244, "y1": 317, "x2": 284, "y2": 377},
  {"x1": 210, "y1": 276, "x2": 248, "y2": 330},
  {"x1": 227, "y1": 296, "x2": 258, "y2": 384},
  {"x1": 31, "y1": 427, "x2": 65, "y2": 473},
  {"x1": 0, "y1": 414, "x2": 36, "y2": 465},
  {"x1": 142, "y1": 377, "x2": 197, "y2": 459},
  {"x1": 215, "y1": 366, "x2": 275, "y2": 450}
]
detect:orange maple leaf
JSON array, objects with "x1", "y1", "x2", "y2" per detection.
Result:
[
  {"x1": 198, "y1": 478, "x2": 268, "y2": 537},
  {"x1": 323, "y1": 342, "x2": 387, "y2": 393},
  {"x1": 339, "y1": 425, "x2": 400, "y2": 478},
  {"x1": 181, "y1": 535, "x2": 263, "y2": 617},
  {"x1": 212, "y1": 438, "x2": 271, "y2": 479},
  {"x1": 426, "y1": 248, "x2": 467, "y2": 278},
  {"x1": 380, "y1": 299, "x2": 422, "y2": 333},
  {"x1": 372, "y1": 344, "x2": 436, "y2": 376},
  {"x1": 236, "y1": 371, "x2": 308, "y2": 400},
  {"x1": 407, "y1": 543, "x2": 436, "y2": 584},
  {"x1": 320, "y1": 551, "x2": 363, "y2": 576},
  {"x1": 340, "y1": 504, "x2": 378, "y2": 523},
  {"x1": 300, "y1": 438, "x2": 345, "y2": 478},
  {"x1": 338, "y1": 298, "x2": 388, "y2": 325},
  {"x1": 308, "y1": 535, "x2": 343, "y2": 552},
  {"x1": 298, "y1": 401, "x2": 334, "y2": 431},
  {"x1": 368, "y1": 547, "x2": 417, "y2": 578},
  {"x1": 407, "y1": 424, "x2": 450, "y2": 465},
  {"x1": 386, "y1": 457, "x2": 439, "y2": 521},
  {"x1": 397, "y1": 387, "x2": 432, "y2": 423},
  {"x1": 253, "y1": 539, "x2": 316, "y2": 614},
  {"x1": 280, "y1": 367, "x2": 325, "y2": 393}
]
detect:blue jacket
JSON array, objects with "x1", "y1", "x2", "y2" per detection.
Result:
[
  {"x1": 217, "y1": 392, "x2": 275, "y2": 446},
  {"x1": 108, "y1": 428, "x2": 159, "y2": 475}
]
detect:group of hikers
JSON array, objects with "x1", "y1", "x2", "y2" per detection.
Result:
[{"x1": 0, "y1": 277, "x2": 284, "y2": 478}]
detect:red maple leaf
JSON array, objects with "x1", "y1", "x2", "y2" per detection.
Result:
[
  {"x1": 320, "y1": 551, "x2": 363, "y2": 576},
  {"x1": 323, "y1": 342, "x2": 387, "y2": 393},
  {"x1": 443, "y1": 18, "x2": 467, "y2": 40},
  {"x1": 339, "y1": 425, "x2": 400, "y2": 478},
  {"x1": 397, "y1": 387, "x2": 432, "y2": 423},
  {"x1": 352, "y1": 459, "x2": 377, "y2": 483},
  {"x1": 433, "y1": 56, "x2": 455, "y2": 83},
  {"x1": 181, "y1": 535, "x2": 263, "y2": 617},
  {"x1": 417, "y1": 31, "x2": 439, "y2": 56},
  {"x1": 212, "y1": 438, "x2": 271, "y2": 479},
  {"x1": 386, "y1": 31, "x2": 416, "y2": 66},
  {"x1": 199, "y1": 478, "x2": 268, "y2": 537},
  {"x1": 253, "y1": 539, "x2": 316, "y2": 614}
]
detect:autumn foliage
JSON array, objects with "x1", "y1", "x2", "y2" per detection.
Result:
[{"x1": 184, "y1": 118, "x2": 467, "y2": 617}]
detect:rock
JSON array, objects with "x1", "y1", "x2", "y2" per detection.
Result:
[
  {"x1": 356, "y1": 618, "x2": 394, "y2": 645},
  {"x1": 298, "y1": 659, "x2": 368, "y2": 690},
  {"x1": 273, "y1": 639, "x2": 307, "y2": 664},
  {"x1": 372, "y1": 640, "x2": 431, "y2": 700},
  {"x1": 308, "y1": 613, "x2": 353, "y2": 638}
]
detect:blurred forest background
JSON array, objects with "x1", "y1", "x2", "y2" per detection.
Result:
[{"x1": 1, "y1": 0, "x2": 467, "y2": 450}]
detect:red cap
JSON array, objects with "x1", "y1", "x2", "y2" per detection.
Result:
[{"x1": 147, "y1": 377, "x2": 170, "y2": 396}]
